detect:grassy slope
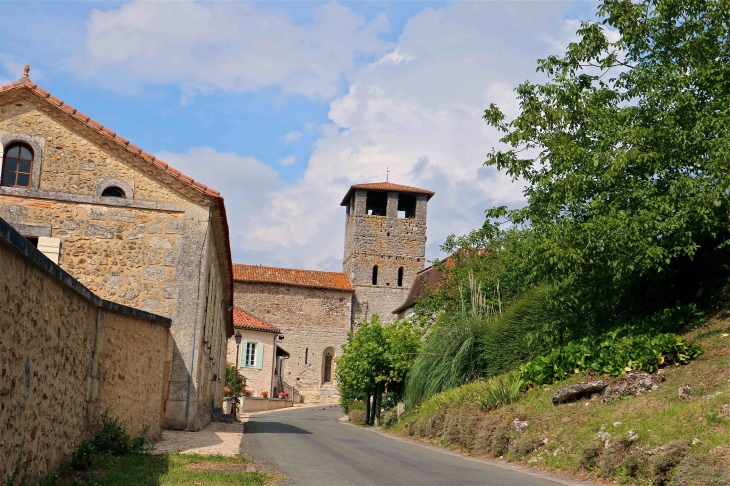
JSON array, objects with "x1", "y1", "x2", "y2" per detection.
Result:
[{"x1": 393, "y1": 315, "x2": 730, "y2": 485}]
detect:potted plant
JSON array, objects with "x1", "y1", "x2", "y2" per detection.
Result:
[
  {"x1": 261, "y1": 391, "x2": 269, "y2": 398},
  {"x1": 278, "y1": 392, "x2": 288, "y2": 399}
]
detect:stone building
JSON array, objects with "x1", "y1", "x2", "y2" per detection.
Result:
[
  {"x1": 229, "y1": 182, "x2": 434, "y2": 403},
  {"x1": 225, "y1": 307, "x2": 282, "y2": 397},
  {"x1": 341, "y1": 182, "x2": 434, "y2": 326},
  {"x1": 231, "y1": 264, "x2": 353, "y2": 403},
  {"x1": 0, "y1": 69, "x2": 233, "y2": 430}
]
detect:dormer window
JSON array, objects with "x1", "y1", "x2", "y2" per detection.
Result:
[
  {"x1": 1, "y1": 143, "x2": 33, "y2": 188},
  {"x1": 101, "y1": 186, "x2": 125, "y2": 198}
]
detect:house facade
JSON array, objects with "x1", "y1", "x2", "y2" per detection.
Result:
[
  {"x1": 226, "y1": 307, "x2": 282, "y2": 397},
  {"x1": 0, "y1": 70, "x2": 233, "y2": 430}
]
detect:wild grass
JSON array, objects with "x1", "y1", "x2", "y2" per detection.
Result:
[{"x1": 394, "y1": 314, "x2": 730, "y2": 485}]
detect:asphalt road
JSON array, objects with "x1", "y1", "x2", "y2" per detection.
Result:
[{"x1": 241, "y1": 406, "x2": 573, "y2": 486}]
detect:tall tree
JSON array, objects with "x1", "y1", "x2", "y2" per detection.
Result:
[
  {"x1": 336, "y1": 316, "x2": 422, "y2": 425},
  {"x1": 484, "y1": 0, "x2": 730, "y2": 332}
]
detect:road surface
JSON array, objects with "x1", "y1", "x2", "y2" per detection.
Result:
[{"x1": 241, "y1": 405, "x2": 580, "y2": 486}]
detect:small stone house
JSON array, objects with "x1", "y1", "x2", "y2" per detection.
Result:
[
  {"x1": 226, "y1": 307, "x2": 283, "y2": 397},
  {"x1": 0, "y1": 69, "x2": 233, "y2": 430}
]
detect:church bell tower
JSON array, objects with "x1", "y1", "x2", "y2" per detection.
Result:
[{"x1": 341, "y1": 182, "x2": 434, "y2": 326}]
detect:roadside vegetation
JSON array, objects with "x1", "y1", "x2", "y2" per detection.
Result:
[
  {"x1": 21, "y1": 413, "x2": 272, "y2": 486},
  {"x1": 394, "y1": 317, "x2": 729, "y2": 485},
  {"x1": 337, "y1": 0, "x2": 730, "y2": 483}
]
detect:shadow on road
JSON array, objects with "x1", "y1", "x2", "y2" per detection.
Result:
[{"x1": 244, "y1": 421, "x2": 312, "y2": 434}]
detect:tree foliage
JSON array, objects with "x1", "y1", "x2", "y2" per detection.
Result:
[
  {"x1": 335, "y1": 316, "x2": 422, "y2": 415},
  {"x1": 483, "y1": 0, "x2": 730, "y2": 333}
]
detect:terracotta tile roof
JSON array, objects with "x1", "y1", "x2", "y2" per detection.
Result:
[
  {"x1": 233, "y1": 263, "x2": 353, "y2": 292},
  {"x1": 0, "y1": 80, "x2": 222, "y2": 198},
  {"x1": 392, "y1": 265, "x2": 442, "y2": 314},
  {"x1": 0, "y1": 78, "x2": 235, "y2": 336},
  {"x1": 233, "y1": 307, "x2": 280, "y2": 334},
  {"x1": 340, "y1": 182, "x2": 435, "y2": 206}
]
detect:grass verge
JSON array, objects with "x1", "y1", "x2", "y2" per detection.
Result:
[
  {"x1": 48, "y1": 452, "x2": 273, "y2": 486},
  {"x1": 390, "y1": 314, "x2": 730, "y2": 485}
]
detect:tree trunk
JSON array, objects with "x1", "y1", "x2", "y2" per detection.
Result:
[
  {"x1": 368, "y1": 389, "x2": 376, "y2": 426},
  {"x1": 365, "y1": 392, "x2": 371, "y2": 426},
  {"x1": 374, "y1": 382, "x2": 383, "y2": 426}
]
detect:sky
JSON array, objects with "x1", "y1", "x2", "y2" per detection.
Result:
[{"x1": 1, "y1": 1, "x2": 598, "y2": 271}]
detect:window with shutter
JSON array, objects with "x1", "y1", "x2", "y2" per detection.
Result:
[{"x1": 255, "y1": 343, "x2": 264, "y2": 369}]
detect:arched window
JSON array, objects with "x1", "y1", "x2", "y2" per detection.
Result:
[
  {"x1": 397, "y1": 267, "x2": 404, "y2": 287},
  {"x1": 101, "y1": 186, "x2": 125, "y2": 198},
  {"x1": 372, "y1": 265, "x2": 378, "y2": 285},
  {"x1": 1, "y1": 143, "x2": 33, "y2": 188},
  {"x1": 322, "y1": 347, "x2": 335, "y2": 385}
]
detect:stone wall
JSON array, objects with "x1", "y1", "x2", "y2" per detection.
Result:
[
  {"x1": 343, "y1": 189, "x2": 428, "y2": 324},
  {"x1": 226, "y1": 329, "x2": 277, "y2": 397},
  {"x1": 0, "y1": 217, "x2": 171, "y2": 484},
  {"x1": 232, "y1": 282, "x2": 351, "y2": 403},
  {"x1": 0, "y1": 94, "x2": 231, "y2": 431}
]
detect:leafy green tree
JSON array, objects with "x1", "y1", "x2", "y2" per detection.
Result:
[
  {"x1": 335, "y1": 316, "x2": 422, "y2": 425},
  {"x1": 416, "y1": 225, "x2": 538, "y2": 318},
  {"x1": 483, "y1": 0, "x2": 730, "y2": 333}
]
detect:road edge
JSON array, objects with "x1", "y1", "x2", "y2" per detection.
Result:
[{"x1": 345, "y1": 420, "x2": 599, "y2": 486}]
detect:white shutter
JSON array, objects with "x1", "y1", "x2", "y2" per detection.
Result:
[{"x1": 37, "y1": 237, "x2": 61, "y2": 264}]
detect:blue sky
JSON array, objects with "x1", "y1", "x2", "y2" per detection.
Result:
[{"x1": 1, "y1": 1, "x2": 599, "y2": 271}]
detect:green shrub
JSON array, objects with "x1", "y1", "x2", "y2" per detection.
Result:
[
  {"x1": 519, "y1": 327, "x2": 702, "y2": 386},
  {"x1": 348, "y1": 400, "x2": 366, "y2": 412},
  {"x1": 653, "y1": 440, "x2": 690, "y2": 485},
  {"x1": 669, "y1": 452, "x2": 730, "y2": 486},
  {"x1": 478, "y1": 286, "x2": 561, "y2": 379},
  {"x1": 348, "y1": 410, "x2": 366, "y2": 424},
  {"x1": 92, "y1": 412, "x2": 150, "y2": 456},
  {"x1": 382, "y1": 410, "x2": 398, "y2": 428},
  {"x1": 510, "y1": 436, "x2": 541, "y2": 459},
  {"x1": 490, "y1": 424, "x2": 511, "y2": 457},
  {"x1": 579, "y1": 441, "x2": 603, "y2": 471},
  {"x1": 70, "y1": 440, "x2": 98, "y2": 470},
  {"x1": 600, "y1": 438, "x2": 631, "y2": 478},
  {"x1": 404, "y1": 310, "x2": 485, "y2": 409}
]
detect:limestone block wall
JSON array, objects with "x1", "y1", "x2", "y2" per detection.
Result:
[
  {"x1": 0, "y1": 217, "x2": 171, "y2": 484},
  {"x1": 343, "y1": 189, "x2": 429, "y2": 324},
  {"x1": 225, "y1": 330, "x2": 276, "y2": 397},
  {"x1": 233, "y1": 282, "x2": 351, "y2": 403},
  {"x1": 0, "y1": 96, "x2": 231, "y2": 431}
]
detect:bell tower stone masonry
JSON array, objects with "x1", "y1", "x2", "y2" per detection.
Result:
[{"x1": 341, "y1": 182, "x2": 434, "y2": 326}]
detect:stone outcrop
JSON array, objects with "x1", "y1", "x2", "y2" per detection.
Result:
[
  {"x1": 552, "y1": 381, "x2": 608, "y2": 404},
  {"x1": 602, "y1": 371, "x2": 654, "y2": 403},
  {"x1": 678, "y1": 385, "x2": 695, "y2": 400}
]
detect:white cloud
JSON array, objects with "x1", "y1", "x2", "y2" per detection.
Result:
[
  {"x1": 283, "y1": 131, "x2": 301, "y2": 144},
  {"x1": 373, "y1": 49, "x2": 413, "y2": 66},
  {"x1": 155, "y1": 147, "x2": 282, "y2": 260},
  {"x1": 77, "y1": 1, "x2": 390, "y2": 99},
  {"x1": 279, "y1": 156, "x2": 296, "y2": 166},
  {"x1": 239, "y1": 2, "x2": 584, "y2": 271}
]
